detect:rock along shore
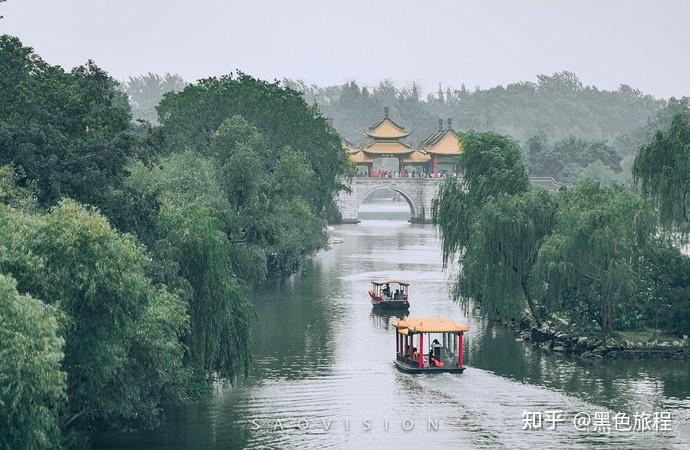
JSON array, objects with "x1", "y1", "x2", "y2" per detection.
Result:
[{"x1": 512, "y1": 321, "x2": 690, "y2": 361}]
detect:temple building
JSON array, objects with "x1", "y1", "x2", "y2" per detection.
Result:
[{"x1": 347, "y1": 107, "x2": 463, "y2": 177}]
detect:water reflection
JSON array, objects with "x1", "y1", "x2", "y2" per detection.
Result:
[{"x1": 93, "y1": 202, "x2": 690, "y2": 449}]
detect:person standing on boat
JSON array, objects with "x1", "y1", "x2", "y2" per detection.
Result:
[
  {"x1": 383, "y1": 283, "x2": 391, "y2": 298},
  {"x1": 431, "y1": 339, "x2": 441, "y2": 358}
]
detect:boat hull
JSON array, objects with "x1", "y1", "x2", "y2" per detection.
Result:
[
  {"x1": 393, "y1": 359, "x2": 465, "y2": 374},
  {"x1": 371, "y1": 299, "x2": 410, "y2": 309}
]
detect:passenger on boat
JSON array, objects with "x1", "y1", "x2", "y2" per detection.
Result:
[
  {"x1": 383, "y1": 284, "x2": 391, "y2": 297},
  {"x1": 394, "y1": 289, "x2": 400, "y2": 300},
  {"x1": 411, "y1": 347, "x2": 419, "y2": 361},
  {"x1": 431, "y1": 339, "x2": 441, "y2": 358}
]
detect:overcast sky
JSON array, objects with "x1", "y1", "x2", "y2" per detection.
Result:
[{"x1": 1, "y1": 0, "x2": 688, "y2": 98}]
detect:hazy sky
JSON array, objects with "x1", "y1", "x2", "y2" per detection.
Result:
[{"x1": 1, "y1": 0, "x2": 688, "y2": 98}]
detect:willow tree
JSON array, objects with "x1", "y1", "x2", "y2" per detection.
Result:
[
  {"x1": 125, "y1": 151, "x2": 254, "y2": 383},
  {"x1": 0, "y1": 200, "x2": 188, "y2": 429},
  {"x1": 434, "y1": 131, "x2": 542, "y2": 322},
  {"x1": 535, "y1": 181, "x2": 656, "y2": 332},
  {"x1": 633, "y1": 113, "x2": 690, "y2": 232},
  {"x1": 0, "y1": 274, "x2": 65, "y2": 450},
  {"x1": 467, "y1": 189, "x2": 556, "y2": 324}
]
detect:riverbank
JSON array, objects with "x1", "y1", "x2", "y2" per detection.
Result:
[{"x1": 512, "y1": 317, "x2": 690, "y2": 360}]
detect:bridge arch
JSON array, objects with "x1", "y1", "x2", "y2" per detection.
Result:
[{"x1": 358, "y1": 185, "x2": 418, "y2": 219}]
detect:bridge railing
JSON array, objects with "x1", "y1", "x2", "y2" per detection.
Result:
[{"x1": 353, "y1": 172, "x2": 459, "y2": 179}]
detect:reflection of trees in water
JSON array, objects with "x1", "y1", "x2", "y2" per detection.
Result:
[
  {"x1": 468, "y1": 317, "x2": 690, "y2": 412},
  {"x1": 248, "y1": 260, "x2": 344, "y2": 381}
]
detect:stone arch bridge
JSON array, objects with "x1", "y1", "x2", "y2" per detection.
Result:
[{"x1": 336, "y1": 176, "x2": 563, "y2": 223}]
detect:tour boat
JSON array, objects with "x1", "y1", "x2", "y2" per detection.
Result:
[
  {"x1": 391, "y1": 316, "x2": 469, "y2": 373},
  {"x1": 369, "y1": 280, "x2": 410, "y2": 309}
]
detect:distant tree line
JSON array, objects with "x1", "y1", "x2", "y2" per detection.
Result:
[
  {"x1": 280, "y1": 74, "x2": 688, "y2": 185},
  {"x1": 0, "y1": 34, "x2": 347, "y2": 449},
  {"x1": 124, "y1": 72, "x2": 690, "y2": 186}
]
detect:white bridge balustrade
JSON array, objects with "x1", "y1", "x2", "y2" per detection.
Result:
[{"x1": 336, "y1": 176, "x2": 564, "y2": 224}]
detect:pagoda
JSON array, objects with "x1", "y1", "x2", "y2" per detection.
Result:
[
  {"x1": 420, "y1": 118, "x2": 463, "y2": 176},
  {"x1": 348, "y1": 108, "x2": 462, "y2": 177}
]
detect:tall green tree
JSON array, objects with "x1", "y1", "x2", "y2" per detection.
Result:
[
  {"x1": 434, "y1": 132, "x2": 541, "y2": 322},
  {"x1": 124, "y1": 151, "x2": 253, "y2": 382},
  {"x1": 633, "y1": 113, "x2": 690, "y2": 230},
  {"x1": 0, "y1": 36, "x2": 135, "y2": 208},
  {"x1": 0, "y1": 200, "x2": 188, "y2": 429},
  {"x1": 157, "y1": 72, "x2": 347, "y2": 215},
  {"x1": 535, "y1": 181, "x2": 656, "y2": 332},
  {"x1": 466, "y1": 189, "x2": 556, "y2": 324},
  {"x1": 0, "y1": 273, "x2": 65, "y2": 450}
]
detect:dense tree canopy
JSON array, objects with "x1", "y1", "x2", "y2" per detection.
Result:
[
  {"x1": 157, "y1": 72, "x2": 348, "y2": 215},
  {"x1": 123, "y1": 151, "x2": 253, "y2": 381},
  {"x1": 526, "y1": 134, "x2": 622, "y2": 183},
  {"x1": 536, "y1": 182, "x2": 656, "y2": 332},
  {"x1": 0, "y1": 273, "x2": 65, "y2": 450},
  {"x1": 0, "y1": 199, "x2": 189, "y2": 429},
  {"x1": 434, "y1": 132, "x2": 547, "y2": 323},
  {"x1": 435, "y1": 130, "x2": 687, "y2": 335},
  {"x1": 0, "y1": 35, "x2": 135, "y2": 208}
]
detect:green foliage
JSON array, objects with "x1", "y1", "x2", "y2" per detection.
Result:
[
  {"x1": 535, "y1": 181, "x2": 656, "y2": 332},
  {"x1": 638, "y1": 240, "x2": 690, "y2": 334},
  {"x1": 124, "y1": 151, "x2": 253, "y2": 381},
  {"x1": 157, "y1": 72, "x2": 347, "y2": 215},
  {"x1": 434, "y1": 129, "x2": 675, "y2": 334},
  {"x1": 0, "y1": 164, "x2": 38, "y2": 210},
  {"x1": 434, "y1": 131, "x2": 529, "y2": 262},
  {"x1": 459, "y1": 131, "x2": 529, "y2": 201},
  {"x1": 526, "y1": 134, "x2": 622, "y2": 183},
  {"x1": 0, "y1": 200, "x2": 188, "y2": 429},
  {"x1": 434, "y1": 132, "x2": 542, "y2": 322},
  {"x1": 0, "y1": 35, "x2": 135, "y2": 208},
  {"x1": 0, "y1": 273, "x2": 65, "y2": 450},
  {"x1": 633, "y1": 113, "x2": 690, "y2": 230},
  {"x1": 470, "y1": 189, "x2": 556, "y2": 323}
]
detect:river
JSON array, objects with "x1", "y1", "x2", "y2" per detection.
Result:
[{"x1": 94, "y1": 200, "x2": 690, "y2": 449}]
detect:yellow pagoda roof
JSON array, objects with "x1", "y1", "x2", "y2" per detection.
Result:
[
  {"x1": 364, "y1": 141, "x2": 413, "y2": 155},
  {"x1": 401, "y1": 150, "x2": 431, "y2": 163},
  {"x1": 391, "y1": 316, "x2": 469, "y2": 334},
  {"x1": 348, "y1": 150, "x2": 374, "y2": 164},
  {"x1": 365, "y1": 117, "x2": 411, "y2": 140},
  {"x1": 424, "y1": 131, "x2": 463, "y2": 155}
]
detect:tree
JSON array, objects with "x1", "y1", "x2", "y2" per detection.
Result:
[
  {"x1": 467, "y1": 189, "x2": 556, "y2": 324},
  {"x1": 633, "y1": 113, "x2": 690, "y2": 230},
  {"x1": 0, "y1": 273, "x2": 65, "y2": 450},
  {"x1": 123, "y1": 151, "x2": 253, "y2": 382},
  {"x1": 535, "y1": 181, "x2": 656, "y2": 332},
  {"x1": 157, "y1": 72, "x2": 347, "y2": 215},
  {"x1": 0, "y1": 36, "x2": 136, "y2": 208},
  {"x1": 0, "y1": 200, "x2": 188, "y2": 429},
  {"x1": 434, "y1": 131, "x2": 537, "y2": 321}
]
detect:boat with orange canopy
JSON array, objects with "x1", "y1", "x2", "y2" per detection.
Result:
[
  {"x1": 369, "y1": 280, "x2": 410, "y2": 309},
  {"x1": 391, "y1": 316, "x2": 469, "y2": 373}
]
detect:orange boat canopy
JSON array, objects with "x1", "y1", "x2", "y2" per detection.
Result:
[{"x1": 391, "y1": 316, "x2": 469, "y2": 334}]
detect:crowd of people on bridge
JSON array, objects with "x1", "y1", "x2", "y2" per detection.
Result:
[{"x1": 355, "y1": 168, "x2": 455, "y2": 178}]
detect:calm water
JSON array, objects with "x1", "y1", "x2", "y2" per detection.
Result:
[{"x1": 94, "y1": 201, "x2": 690, "y2": 449}]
